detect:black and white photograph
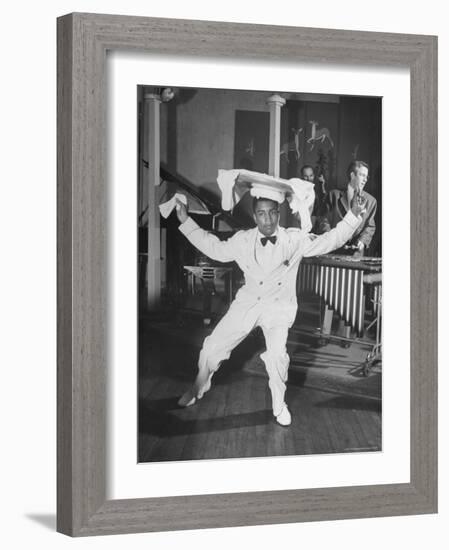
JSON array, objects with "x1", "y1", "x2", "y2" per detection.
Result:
[
  {"x1": 137, "y1": 85, "x2": 382, "y2": 463},
  {"x1": 3, "y1": 0, "x2": 442, "y2": 546}
]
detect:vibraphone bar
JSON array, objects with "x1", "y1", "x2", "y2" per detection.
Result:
[{"x1": 298, "y1": 255, "x2": 382, "y2": 336}]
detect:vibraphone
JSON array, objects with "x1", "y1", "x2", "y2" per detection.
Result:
[{"x1": 298, "y1": 255, "x2": 382, "y2": 337}]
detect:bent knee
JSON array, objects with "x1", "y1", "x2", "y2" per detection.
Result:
[
  {"x1": 200, "y1": 334, "x2": 224, "y2": 357},
  {"x1": 260, "y1": 351, "x2": 289, "y2": 379},
  {"x1": 199, "y1": 337, "x2": 231, "y2": 373},
  {"x1": 266, "y1": 342, "x2": 288, "y2": 356}
]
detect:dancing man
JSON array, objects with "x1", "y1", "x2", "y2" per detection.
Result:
[{"x1": 176, "y1": 184, "x2": 366, "y2": 426}]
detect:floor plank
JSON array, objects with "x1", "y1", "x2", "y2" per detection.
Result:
[{"x1": 138, "y1": 298, "x2": 382, "y2": 463}]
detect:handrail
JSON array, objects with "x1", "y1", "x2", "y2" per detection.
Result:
[{"x1": 139, "y1": 160, "x2": 239, "y2": 228}]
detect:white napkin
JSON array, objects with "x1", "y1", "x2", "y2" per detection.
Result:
[
  {"x1": 216, "y1": 169, "x2": 315, "y2": 232},
  {"x1": 216, "y1": 169, "x2": 241, "y2": 211},
  {"x1": 285, "y1": 178, "x2": 315, "y2": 232},
  {"x1": 159, "y1": 193, "x2": 188, "y2": 219}
]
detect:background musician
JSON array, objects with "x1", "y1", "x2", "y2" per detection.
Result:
[{"x1": 317, "y1": 160, "x2": 377, "y2": 257}]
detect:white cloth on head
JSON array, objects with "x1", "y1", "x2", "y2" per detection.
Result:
[
  {"x1": 158, "y1": 193, "x2": 187, "y2": 219},
  {"x1": 216, "y1": 168, "x2": 315, "y2": 232},
  {"x1": 250, "y1": 183, "x2": 285, "y2": 204},
  {"x1": 216, "y1": 169, "x2": 242, "y2": 211},
  {"x1": 286, "y1": 178, "x2": 315, "y2": 232}
]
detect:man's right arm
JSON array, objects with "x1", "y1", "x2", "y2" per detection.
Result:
[{"x1": 176, "y1": 200, "x2": 236, "y2": 263}]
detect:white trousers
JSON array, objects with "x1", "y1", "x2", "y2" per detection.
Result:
[{"x1": 191, "y1": 304, "x2": 290, "y2": 416}]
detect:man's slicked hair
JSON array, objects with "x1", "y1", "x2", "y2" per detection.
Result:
[
  {"x1": 347, "y1": 160, "x2": 369, "y2": 179},
  {"x1": 252, "y1": 196, "x2": 280, "y2": 213}
]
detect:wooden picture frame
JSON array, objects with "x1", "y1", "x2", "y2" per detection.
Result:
[{"x1": 57, "y1": 12, "x2": 437, "y2": 536}]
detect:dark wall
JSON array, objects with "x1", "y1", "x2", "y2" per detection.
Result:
[
  {"x1": 339, "y1": 96, "x2": 382, "y2": 255},
  {"x1": 142, "y1": 88, "x2": 382, "y2": 254},
  {"x1": 338, "y1": 96, "x2": 382, "y2": 197},
  {"x1": 279, "y1": 96, "x2": 382, "y2": 254},
  {"x1": 280, "y1": 96, "x2": 381, "y2": 193}
]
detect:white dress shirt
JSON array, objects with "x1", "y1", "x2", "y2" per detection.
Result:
[{"x1": 255, "y1": 229, "x2": 282, "y2": 273}]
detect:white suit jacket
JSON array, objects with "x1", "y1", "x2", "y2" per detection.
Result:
[{"x1": 179, "y1": 212, "x2": 361, "y2": 329}]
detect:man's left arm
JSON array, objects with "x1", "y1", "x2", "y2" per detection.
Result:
[
  {"x1": 302, "y1": 211, "x2": 361, "y2": 257},
  {"x1": 301, "y1": 191, "x2": 366, "y2": 257}
]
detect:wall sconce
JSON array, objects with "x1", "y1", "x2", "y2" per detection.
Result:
[{"x1": 160, "y1": 87, "x2": 176, "y2": 102}]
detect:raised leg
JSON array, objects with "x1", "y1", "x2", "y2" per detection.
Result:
[{"x1": 178, "y1": 305, "x2": 252, "y2": 407}]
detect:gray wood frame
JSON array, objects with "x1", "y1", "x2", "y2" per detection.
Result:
[{"x1": 57, "y1": 12, "x2": 438, "y2": 536}]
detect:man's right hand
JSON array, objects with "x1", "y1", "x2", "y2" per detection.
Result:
[
  {"x1": 350, "y1": 191, "x2": 367, "y2": 217},
  {"x1": 175, "y1": 199, "x2": 188, "y2": 224}
]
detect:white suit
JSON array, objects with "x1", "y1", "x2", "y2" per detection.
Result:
[{"x1": 179, "y1": 211, "x2": 361, "y2": 416}]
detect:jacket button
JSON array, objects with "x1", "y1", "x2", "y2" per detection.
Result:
[
  {"x1": 278, "y1": 282, "x2": 282, "y2": 285},
  {"x1": 259, "y1": 281, "x2": 263, "y2": 285}
]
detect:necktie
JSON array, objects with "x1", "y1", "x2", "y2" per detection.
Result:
[{"x1": 261, "y1": 236, "x2": 277, "y2": 246}]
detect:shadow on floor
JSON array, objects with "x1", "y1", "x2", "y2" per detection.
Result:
[
  {"x1": 314, "y1": 394, "x2": 382, "y2": 413},
  {"x1": 25, "y1": 514, "x2": 56, "y2": 531},
  {"x1": 139, "y1": 397, "x2": 272, "y2": 438}
]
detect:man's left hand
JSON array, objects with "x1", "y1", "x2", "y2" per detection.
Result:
[
  {"x1": 353, "y1": 241, "x2": 365, "y2": 258},
  {"x1": 350, "y1": 191, "x2": 367, "y2": 217}
]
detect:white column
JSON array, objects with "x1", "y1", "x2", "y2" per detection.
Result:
[
  {"x1": 144, "y1": 93, "x2": 162, "y2": 308},
  {"x1": 267, "y1": 94, "x2": 286, "y2": 177}
]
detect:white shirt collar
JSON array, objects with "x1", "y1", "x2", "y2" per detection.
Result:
[
  {"x1": 346, "y1": 184, "x2": 354, "y2": 205},
  {"x1": 256, "y1": 227, "x2": 279, "y2": 239}
]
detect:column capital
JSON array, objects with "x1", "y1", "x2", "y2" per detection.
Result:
[
  {"x1": 267, "y1": 93, "x2": 286, "y2": 107},
  {"x1": 144, "y1": 93, "x2": 162, "y2": 102}
]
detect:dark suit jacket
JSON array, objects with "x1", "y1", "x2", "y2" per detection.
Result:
[{"x1": 317, "y1": 188, "x2": 377, "y2": 249}]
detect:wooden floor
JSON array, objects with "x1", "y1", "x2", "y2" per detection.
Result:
[{"x1": 138, "y1": 299, "x2": 381, "y2": 463}]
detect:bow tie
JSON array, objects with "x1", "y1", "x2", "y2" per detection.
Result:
[{"x1": 261, "y1": 236, "x2": 277, "y2": 246}]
